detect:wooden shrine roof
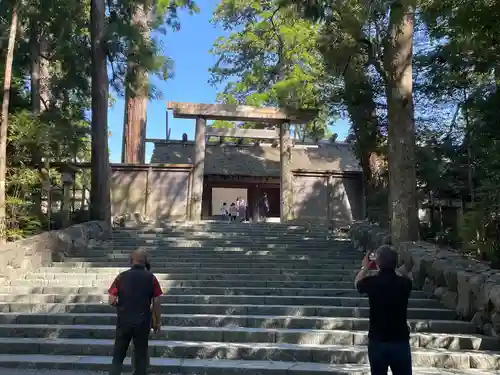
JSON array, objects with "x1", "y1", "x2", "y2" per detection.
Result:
[{"x1": 150, "y1": 141, "x2": 362, "y2": 177}]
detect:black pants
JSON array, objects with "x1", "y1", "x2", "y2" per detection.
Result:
[
  {"x1": 109, "y1": 323, "x2": 150, "y2": 375},
  {"x1": 368, "y1": 340, "x2": 412, "y2": 375}
]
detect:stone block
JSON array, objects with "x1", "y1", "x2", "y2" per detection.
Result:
[{"x1": 223, "y1": 329, "x2": 274, "y2": 343}]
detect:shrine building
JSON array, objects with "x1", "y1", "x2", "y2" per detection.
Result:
[{"x1": 110, "y1": 102, "x2": 364, "y2": 226}]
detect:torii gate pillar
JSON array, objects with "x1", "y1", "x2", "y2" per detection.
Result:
[
  {"x1": 280, "y1": 123, "x2": 293, "y2": 222},
  {"x1": 190, "y1": 117, "x2": 206, "y2": 221}
]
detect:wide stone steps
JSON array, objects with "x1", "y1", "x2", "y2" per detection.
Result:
[
  {"x1": 0, "y1": 286, "x2": 428, "y2": 297},
  {"x1": 0, "y1": 356, "x2": 497, "y2": 375},
  {"x1": 0, "y1": 294, "x2": 444, "y2": 309},
  {"x1": 30, "y1": 269, "x2": 359, "y2": 277},
  {"x1": 16, "y1": 275, "x2": 365, "y2": 284},
  {"x1": 3, "y1": 324, "x2": 498, "y2": 350},
  {"x1": 24, "y1": 271, "x2": 360, "y2": 281},
  {"x1": 72, "y1": 250, "x2": 358, "y2": 258},
  {"x1": 0, "y1": 356, "x2": 498, "y2": 375},
  {"x1": 0, "y1": 222, "x2": 497, "y2": 374},
  {"x1": 17, "y1": 275, "x2": 363, "y2": 284},
  {"x1": 48, "y1": 260, "x2": 363, "y2": 268},
  {"x1": 38, "y1": 264, "x2": 361, "y2": 272},
  {"x1": 0, "y1": 313, "x2": 478, "y2": 334},
  {"x1": 0, "y1": 337, "x2": 498, "y2": 369},
  {"x1": 79, "y1": 247, "x2": 355, "y2": 255},
  {"x1": 4, "y1": 279, "x2": 368, "y2": 289},
  {"x1": 53, "y1": 255, "x2": 362, "y2": 263},
  {"x1": 0, "y1": 302, "x2": 458, "y2": 320}
]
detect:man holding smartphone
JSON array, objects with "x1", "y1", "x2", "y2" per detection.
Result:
[{"x1": 354, "y1": 245, "x2": 413, "y2": 375}]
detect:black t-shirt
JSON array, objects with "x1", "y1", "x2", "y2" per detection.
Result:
[{"x1": 356, "y1": 270, "x2": 412, "y2": 342}]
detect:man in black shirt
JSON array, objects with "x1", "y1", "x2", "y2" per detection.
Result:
[
  {"x1": 108, "y1": 249, "x2": 163, "y2": 375},
  {"x1": 355, "y1": 245, "x2": 413, "y2": 375}
]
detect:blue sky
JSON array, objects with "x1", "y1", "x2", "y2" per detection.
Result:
[{"x1": 107, "y1": 0, "x2": 350, "y2": 163}]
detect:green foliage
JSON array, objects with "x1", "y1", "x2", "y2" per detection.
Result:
[
  {"x1": 209, "y1": 0, "x2": 332, "y2": 139},
  {"x1": 0, "y1": 0, "x2": 196, "y2": 239}
]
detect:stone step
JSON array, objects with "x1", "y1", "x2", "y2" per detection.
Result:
[
  {"x1": 3, "y1": 279, "x2": 410, "y2": 289},
  {"x1": 78, "y1": 249, "x2": 358, "y2": 257},
  {"x1": 100, "y1": 236, "x2": 336, "y2": 242},
  {"x1": 59, "y1": 255, "x2": 361, "y2": 263},
  {"x1": 0, "y1": 286, "x2": 430, "y2": 298},
  {"x1": 108, "y1": 233, "x2": 333, "y2": 240},
  {"x1": 90, "y1": 242, "x2": 338, "y2": 249},
  {"x1": 21, "y1": 273, "x2": 360, "y2": 282},
  {"x1": 58, "y1": 253, "x2": 361, "y2": 261},
  {"x1": 0, "y1": 303, "x2": 458, "y2": 320},
  {"x1": 112, "y1": 228, "x2": 330, "y2": 235},
  {"x1": 0, "y1": 338, "x2": 497, "y2": 369},
  {"x1": 38, "y1": 264, "x2": 361, "y2": 272},
  {"x1": 52, "y1": 259, "x2": 362, "y2": 268},
  {"x1": 32, "y1": 268, "x2": 359, "y2": 277},
  {"x1": 0, "y1": 294, "x2": 444, "y2": 309},
  {"x1": 26, "y1": 270, "x2": 361, "y2": 280},
  {"x1": 113, "y1": 226, "x2": 329, "y2": 232},
  {"x1": 101, "y1": 240, "x2": 336, "y2": 247},
  {"x1": 0, "y1": 313, "x2": 477, "y2": 334},
  {"x1": 3, "y1": 324, "x2": 498, "y2": 350},
  {"x1": 83, "y1": 248, "x2": 356, "y2": 256},
  {"x1": 0, "y1": 355, "x2": 497, "y2": 375},
  {"x1": 113, "y1": 226, "x2": 329, "y2": 233}
]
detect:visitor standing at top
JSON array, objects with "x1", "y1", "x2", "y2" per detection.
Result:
[
  {"x1": 229, "y1": 202, "x2": 238, "y2": 221},
  {"x1": 259, "y1": 192, "x2": 269, "y2": 221},
  {"x1": 107, "y1": 249, "x2": 163, "y2": 375},
  {"x1": 220, "y1": 202, "x2": 229, "y2": 220},
  {"x1": 236, "y1": 197, "x2": 246, "y2": 222},
  {"x1": 355, "y1": 245, "x2": 413, "y2": 375}
]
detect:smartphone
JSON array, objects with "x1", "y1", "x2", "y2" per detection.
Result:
[{"x1": 368, "y1": 252, "x2": 376, "y2": 261}]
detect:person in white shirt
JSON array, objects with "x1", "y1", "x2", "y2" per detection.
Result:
[
  {"x1": 229, "y1": 203, "x2": 237, "y2": 221},
  {"x1": 220, "y1": 202, "x2": 228, "y2": 220}
]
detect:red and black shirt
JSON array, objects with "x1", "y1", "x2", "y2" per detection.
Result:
[{"x1": 108, "y1": 264, "x2": 163, "y2": 327}]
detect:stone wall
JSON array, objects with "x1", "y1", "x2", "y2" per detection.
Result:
[
  {"x1": 350, "y1": 221, "x2": 500, "y2": 337},
  {"x1": 0, "y1": 221, "x2": 110, "y2": 279}
]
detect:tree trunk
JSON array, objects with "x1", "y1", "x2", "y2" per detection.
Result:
[
  {"x1": 343, "y1": 61, "x2": 382, "y2": 190},
  {"x1": 30, "y1": 23, "x2": 51, "y2": 220},
  {"x1": 0, "y1": 3, "x2": 19, "y2": 242},
  {"x1": 90, "y1": 0, "x2": 111, "y2": 223},
  {"x1": 121, "y1": 4, "x2": 149, "y2": 164},
  {"x1": 384, "y1": 0, "x2": 419, "y2": 242},
  {"x1": 343, "y1": 62, "x2": 387, "y2": 224},
  {"x1": 462, "y1": 90, "x2": 474, "y2": 201}
]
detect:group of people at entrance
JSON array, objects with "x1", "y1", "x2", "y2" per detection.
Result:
[
  {"x1": 219, "y1": 193, "x2": 269, "y2": 222},
  {"x1": 107, "y1": 241, "x2": 413, "y2": 375},
  {"x1": 220, "y1": 197, "x2": 247, "y2": 221}
]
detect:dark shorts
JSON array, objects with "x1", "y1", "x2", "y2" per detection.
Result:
[{"x1": 368, "y1": 340, "x2": 412, "y2": 375}]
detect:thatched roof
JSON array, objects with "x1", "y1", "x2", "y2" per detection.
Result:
[{"x1": 150, "y1": 141, "x2": 361, "y2": 176}]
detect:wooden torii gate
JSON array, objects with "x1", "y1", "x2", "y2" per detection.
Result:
[{"x1": 166, "y1": 102, "x2": 316, "y2": 222}]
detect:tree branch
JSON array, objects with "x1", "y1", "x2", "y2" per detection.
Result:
[
  {"x1": 269, "y1": 6, "x2": 285, "y2": 79},
  {"x1": 358, "y1": 37, "x2": 388, "y2": 83}
]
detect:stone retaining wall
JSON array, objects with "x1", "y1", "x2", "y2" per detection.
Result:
[
  {"x1": 0, "y1": 221, "x2": 110, "y2": 279},
  {"x1": 350, "y1": 221, "x2": 500, "y2": 337}
]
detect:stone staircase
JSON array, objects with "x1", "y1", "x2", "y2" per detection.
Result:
[{"x1": 0, "y1": 221, "x2": 498, "y2": 374}]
